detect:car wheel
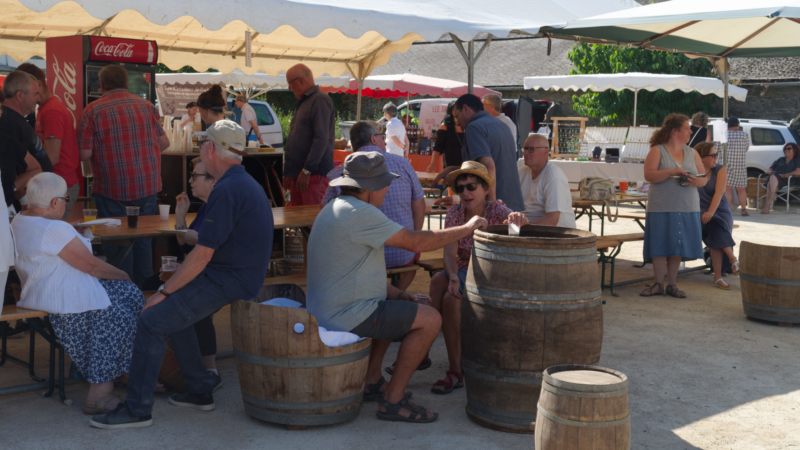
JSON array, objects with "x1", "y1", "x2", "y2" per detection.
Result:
[{"x1": 747, "y1": 168, "x2": 764, "y2": 179}]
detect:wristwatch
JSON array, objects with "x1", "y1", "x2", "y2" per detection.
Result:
[
  {"x1": 158, "y1": 284, "x2": 173, "y2": 297},
  {"x1": 302, "y1": 169, "x2": 311, "y2": 176}
]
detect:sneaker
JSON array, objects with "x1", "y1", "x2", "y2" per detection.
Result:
[
  {"x1": 168, "y1": 392, "x2": 215, "y2": 411},
  {"x1": 89, "y1": 403, "x2": 153, "y2": 429},
  {"x1": 210, "y1": 372, "x2": 223, "y2": 393}
]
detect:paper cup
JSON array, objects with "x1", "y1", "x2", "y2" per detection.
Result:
[
  {"x1": 508, "y1": 223, "x2": 521, "y2": 236},
  {"x1": 159, "y1": 204, "x2": 170, "y2": 220}
]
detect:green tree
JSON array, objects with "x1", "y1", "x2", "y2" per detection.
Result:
[{"x1": 567, "y1": 43, "x2": 720, "y2": 126}]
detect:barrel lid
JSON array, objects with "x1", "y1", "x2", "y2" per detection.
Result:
[
  {"x1": 543, "y1": 365, "x2": 627, "y2": 392},
  {"x1": 474, "y1": 225, "x2": 597, "y2": 246}
]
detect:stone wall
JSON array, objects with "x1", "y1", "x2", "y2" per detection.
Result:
[{"x1": 717, "y1": 84, "x2": 800, "y2": 122}]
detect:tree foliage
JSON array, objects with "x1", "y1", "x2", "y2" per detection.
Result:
[{"x1": 567, "y1": 43, "x2": 720, "y2": 126}]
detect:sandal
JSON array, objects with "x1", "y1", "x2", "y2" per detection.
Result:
[
  {"x1": 376, "y1": 396, "x2": 438, "y2": 423},
  {"x1": 82, "y1": 394, "x2": 121, "y2": 415},
  {"x1": 385, "y1": 354, "x2": 431, "y2": 376},
  {"x1": 713, "y1": 279, "x2": 731, "y2": 290},
  {"x1": 731, "y1": 260, "x2": 740, "y2": 275},
  {"x1": 363, "y1": 376, "x2": 412, "y2": 401},
  {"x1": 741, "y1": 210, "x2": 750, "y2": 217},
  {"x1": 431, "y1": 370, "x2": 464, "y2": 395},
  {"x1": 640, "y1": 282, "x2": 664, "y2": 297},
  {"x1": 665, "y1": 284, "x2": 687, "y2": 298}
]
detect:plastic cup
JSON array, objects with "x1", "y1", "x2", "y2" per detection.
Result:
[
  {"x1": 126, "y1": 206, "x2": 140, "y2": 228},
  {"x1": 619, "y1": 181, "x2": 628, "y2": 192},
  {"x1": 158, "y1": 204, "x2": 170, "y2": 220},
  {"x1": 83, "y1": 209, "x2": 97, "y2": 232},
  {"x1": 508, "y1": 223, "x2": 521, "y2": 236},
  {"x1": 161, "y1": 256, "x2": 178, "y2": 282}
]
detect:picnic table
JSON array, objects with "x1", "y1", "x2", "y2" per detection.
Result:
[
  {"x1": 572, "y1": 192, "x2": 648, "y2": 236},
  {"x1": 416, "y1": 171, "x2": 440, "y2": 185}
]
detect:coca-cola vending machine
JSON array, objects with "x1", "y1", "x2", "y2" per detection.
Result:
[{"x1": 46, "y1": 36, "x2": 159, "y2": 194}]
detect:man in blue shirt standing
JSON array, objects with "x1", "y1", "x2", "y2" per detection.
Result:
[
  {"x1": 91, "y1": 120, "x2": 274, "y2": 430},
  {"x1": 433, "y1": 94, "x2": 525, "y2": 212}
]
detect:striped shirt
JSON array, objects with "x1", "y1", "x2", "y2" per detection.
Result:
[
  {"x1": 322, "y1": 146, "x2": 424, "y2": 267},
  {"x1": 77, "y1": 89, "x2": 165, "y2": 200}
]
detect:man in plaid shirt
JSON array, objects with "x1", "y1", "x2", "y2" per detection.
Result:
[
  {"x1": 78, "y1": 65, "x2": 169, "y2": 286},
  {"x1": 322, "y1": 121, "x2": 426, "y2": 290}
]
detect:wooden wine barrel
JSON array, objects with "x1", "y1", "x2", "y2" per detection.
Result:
[
  {"x1": 740, "y1": 241, "x2": 800, "y2": 326},
  {"x1": 231, "y1": 284, "x2": 371, "y2": 429},
  {"x1": 462, "y1": 225, "x2": 603, "y2": 433},
  {"x1": 535, "y1": 365, "x2": 630, "y2": 449}
]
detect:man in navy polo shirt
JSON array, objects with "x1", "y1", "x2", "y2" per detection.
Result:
[{"x1": 91, "y1": 120, "x2": 274, "y2": 430}]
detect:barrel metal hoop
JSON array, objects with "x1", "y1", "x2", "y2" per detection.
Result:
[
  {"x1": 542, "y1": 383, "x2": 627, "y2": 399},
  {"x1": 537, "y1": 404, "x2": 630, "y2": 428},
  {"x1": 474, "y1": 241, "x2": 596, "y2": 257},
  {"x1": 462, "y1": 358, "x2": 543, "y2": 385},
  {"x1": 466, "y1": 284, "x2": 603, "y2": 309},
  {"x1": 233, "y1": 346, "x2": 371, "y2": 368},
  {"x1": 244, "y1": 403, "x2": 361, "y2": 426},
  {"x1": 740, "y1": 273, "x2": 800, "y2": 287},
  {"x1": 467, "y1": 398, "x2": 538, "y2": 426},
  {"x1": 742, "y1": 301, "x2": 800, "y2": 314},
  {"x1": 743, "y1": 304, "x2": 800, "y2": 323},
  {"x1": 474, "y1": 249, "x2": 597, "y2": 265},
  {"x1": 242, "y1": 392, "x2": 363, "y2": 411},
  {"x1": 543, "y1": 365, "x2": 628, "y2": 392}
]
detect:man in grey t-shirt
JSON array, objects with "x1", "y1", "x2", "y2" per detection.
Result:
[{"x1": 307, "y1": 151, "x2": 487, "y2": 424}]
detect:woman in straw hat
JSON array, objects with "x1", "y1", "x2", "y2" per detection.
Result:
[{"x1": 427, "y1": 161, "x2": 527, "y2": 395}]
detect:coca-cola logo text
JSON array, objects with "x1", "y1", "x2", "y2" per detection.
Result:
[
  {"x1": 94, "y1": 41, "x2": 135, "y2": 59},
  {"x1": 51, "y1": 55, "x2": 78, "y2": 128}
]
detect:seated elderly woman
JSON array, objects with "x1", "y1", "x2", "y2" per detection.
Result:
[
  {"x1": 11, "y1": 173, "x2": 143, "y2": 415},
  {"x1": 761, "y1": 142, "x2": 800, "y2": 214},
  {"x1": 427, "y1": 161, "x2": 526, "y2": 394},
  {"x1": 695, "y1": 142, "x2": 739, "y2": 289}
]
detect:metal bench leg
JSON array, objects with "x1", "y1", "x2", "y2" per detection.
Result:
[
  {"x1": 0, "y1": 320, "x2": 45, "y2": 382},
  {"x1": 28, "y1": 318, "x2": 68, "y2": 403},
  {"x1": 634, "y1": 219, "x2": 645, "y2": 231},
  {"x1": 598, "y1": 245, "x2": 622, "y2": 297}
]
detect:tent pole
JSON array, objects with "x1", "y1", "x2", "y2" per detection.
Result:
[
  {"x1": 357, "y1": 79, "x2": 363, "y2": 121},
  {"x1": 633, "y1": 89, "x2": 638, "y2": 127},
  {"x1": 718, "y1": 58, "x2": 730, "y2": 166},
  {"x1": 449, "y1": 33, "x2": 491, "y2": 96}
]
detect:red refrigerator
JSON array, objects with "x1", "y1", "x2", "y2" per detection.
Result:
[{"x1": 45, "y1": 35, "x2": 159, "y2": 195}]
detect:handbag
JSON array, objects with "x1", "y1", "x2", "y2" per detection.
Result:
[{"x1": 578, "y1": 177, "x2": 618, "y2": 223}]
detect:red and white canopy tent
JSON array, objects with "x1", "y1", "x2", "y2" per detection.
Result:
[{"x1": 319, "y1": 73, "x2": 501, "y2": 99}]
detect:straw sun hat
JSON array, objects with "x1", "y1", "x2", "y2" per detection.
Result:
[{"x1": 445, "y1": 160, "x2": 495, "y2": 190}]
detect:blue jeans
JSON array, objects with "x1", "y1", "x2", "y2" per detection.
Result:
[
  {"x1": 94, "y1": 194, "x2": 157, "y2": 287},
  {"x1": 125, "y1": 274, "x2": 233, "y2": 417}
]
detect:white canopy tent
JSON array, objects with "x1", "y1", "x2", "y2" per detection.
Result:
[
  {"x1": 2, "y1": 0, "x2": 639, "y2": 118},
  {"x1": 523, "y1": 73, "x2": 749, "y2": 126}
]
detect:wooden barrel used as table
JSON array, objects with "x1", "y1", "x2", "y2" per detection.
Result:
[
  {"x1": 740, "y1": 241, "x2": 800, "y2": 326},
  {"x1": 535, "y1": 365, "x2": 630, "y2": 449},
  {"x1": 231, "y1": 298, "x2": 371, "y2": 428},
  {"x1": 462, "y1": 225, "x2": 603, "y2": 433}
]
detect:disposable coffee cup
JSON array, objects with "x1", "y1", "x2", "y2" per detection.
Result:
[
  {"x1": 508, "y1": 223, "x2": 521, "y2": 236},
  {"x1": 158, "y1": 204, "x2": 170, "y2": 220}
]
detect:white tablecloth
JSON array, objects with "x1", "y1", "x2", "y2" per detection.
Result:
[{"x1": 551, "y1": 160, "x2": 645, "y2": 184}]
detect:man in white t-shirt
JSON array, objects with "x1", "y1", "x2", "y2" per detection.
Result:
[
  {"x1": 179, "y1": 102, "x2": 199, "y2": 131},
  {"x1": 383, "y1": 102, "x2": 407, "y2": 157},
  {"x1": 234, "y1": 95, "x2": 263, "y2": 145},
  {"x1": 517, "y1": 134, "x2": 575, "y2": 228},
  {"x1": 482, "y1": 94, "x2": 516, "y2": 145}
]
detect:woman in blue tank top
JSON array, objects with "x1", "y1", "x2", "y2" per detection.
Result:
[{"x1": 641, "y1": 114, "x2": 707, "y2": 298}]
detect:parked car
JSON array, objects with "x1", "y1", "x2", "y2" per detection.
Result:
[
  {"x1": 709, "y1": 118, "x2": 799, "y2": 177},
  {"x1": 227, "y1": 99, "x2": 284, "y2": 148}
]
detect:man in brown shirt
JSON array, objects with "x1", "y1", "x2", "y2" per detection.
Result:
[{"x1": 284, "y1": 64, "x2": 335, "y2": 206}]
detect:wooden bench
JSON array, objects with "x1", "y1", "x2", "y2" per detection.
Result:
[
  {"x1": 1, "y1": 305, "x2": 69, "y2": 403},
  {"x1": 417, "y1": 259, "x2": 444, "y2": 273},
  {"x1": 595, "y1": 233, "x2": 646, "y2": 297},
  {"x1": 423, "y1": 187, "x2": 443, "y2": 198},
  {"x1": 619, "y1": 213, "x2": 742, "y2": 232}
]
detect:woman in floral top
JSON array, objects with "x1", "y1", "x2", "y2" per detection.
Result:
[{"x1": 427, "y1": 161, "x2": 527, "y2": 395}]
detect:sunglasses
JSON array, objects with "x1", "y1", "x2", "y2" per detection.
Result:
[
  {"x1": 454, "y1": 182, "x2": 481, "y2": 194},
  {"x1": 785, "y1": 148, "x2": 795, "y2": 152},
  {"x1": 189, "y1": 172, "x2": 214, "y2": 181},
  {"x1": 706, "y1": 153, "x2": 718, "y2": 159}
]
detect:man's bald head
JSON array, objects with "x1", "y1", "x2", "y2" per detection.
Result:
[
  {"x1": 523, "y1": 133, "x2": 550, "y2": 174},
  {"x1": 525, "y1": 133, "x2": 548, "y2": 148},
  {"x1": 287, "y1": 64, "x2": 315, "y2": 99}
]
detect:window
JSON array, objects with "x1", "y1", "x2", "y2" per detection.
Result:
[
  {"x1": 253, "y1": 104, "x2": 275, "y2": 126},
  {"x1": 751, "y1": 127, "x2": 785, "y2": 146}
]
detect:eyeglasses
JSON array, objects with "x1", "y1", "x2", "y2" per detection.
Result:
[
  {"x1": 454, "y1": 182, "x2": 481, "y2": 194},
  {"x1": 706, "y1": 153, "x2": 718, "y2": 159},
  {"x1": 372, "y1": 133, "x2": 386, "y2": 139},
  {"x1": 287, "y1": 76, "x2": 301, "y2": 86},
  {"x1": 189, "y1": 172, "x2": 214, "y2": 181},
  {"x1": 523, "y1": 146, "x2": 549, "y2": 154},
  {"x1": 55, "y1": 196, "x2": 71, "y2": 203}
]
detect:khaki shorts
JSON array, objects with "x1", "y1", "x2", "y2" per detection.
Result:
[{"x1": 349, "y1": 300, "x2": 418, "y2": 342}]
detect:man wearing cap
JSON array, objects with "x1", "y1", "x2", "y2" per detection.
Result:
[
  {"x1": 517, "y1": 134, "x2": 576, "y2": 228},
  {"x1": 307, "y1": 151, "x2": 488, "y2": 423},
  {"x1": 715, "y1": 117, "x2": 749, "y2": 215},
  {"x1": 91, "y1": 120, "x2": 274, "y2": 430}
]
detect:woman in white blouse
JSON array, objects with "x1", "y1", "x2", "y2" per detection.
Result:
[{"x1": 11, "y1": 173, "x2": 144, "y2": 415}]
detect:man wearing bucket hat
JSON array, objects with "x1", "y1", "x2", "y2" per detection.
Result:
[
  {"x1": 91, "y1": 120, "x2": 274, "y2": 430},
  {"x1": 307, "y1": 151, "x2": 488, "y2": 423}
]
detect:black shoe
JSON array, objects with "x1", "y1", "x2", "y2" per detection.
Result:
[
  {"x1": 169, "y1": 392, "x2": 215, "y2": 411},
  {"x1": 89, "y1": 403, "x2": 153, "y2": 429},
  {"x1": 210, "y1": 372, "x2": 223, "y2": 393}
]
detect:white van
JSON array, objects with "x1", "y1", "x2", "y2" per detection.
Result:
[
  {"x1": 227, "y1": 99, "x2": 284, "y2": 148},
  {"x1": 709, "y1": 118, "x2": 799, "y2": 177}
]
